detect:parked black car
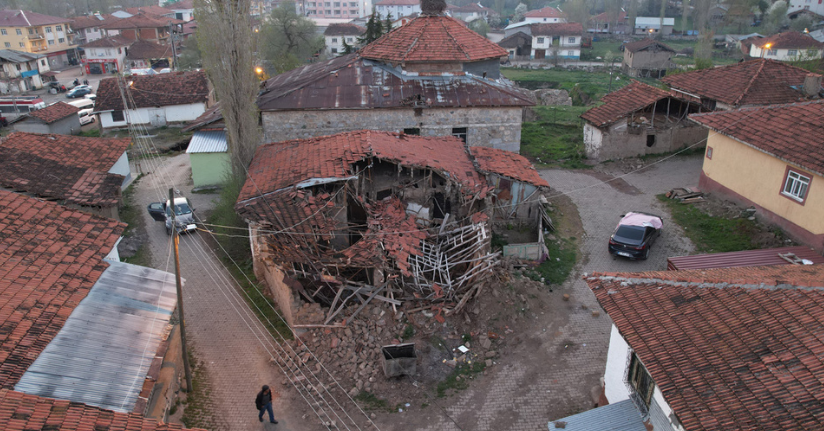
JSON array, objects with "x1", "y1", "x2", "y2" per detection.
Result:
[
  {"x1": 66, "y1": 86, "x2": 92, "y2": 98},
  {"x1": 608, "y1": 212, "x2": 663, "y2": 260}
]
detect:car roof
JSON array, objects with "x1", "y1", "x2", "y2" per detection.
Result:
[{"x1": 619, "y1": 212, "x2": 662, "y2": 229}]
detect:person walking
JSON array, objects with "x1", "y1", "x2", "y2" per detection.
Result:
[{"x1": 255, "y1": 385, "x2": 278, "y2": 424}]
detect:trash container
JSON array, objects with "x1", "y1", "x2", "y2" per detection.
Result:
[{"x1": 381, "y1": 343, "x2": 417, "y2": 378}]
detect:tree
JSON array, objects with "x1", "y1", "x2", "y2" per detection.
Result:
[
  {"x1": 563, "y1": 0, "x2": 590, "y2": 28},
  {"x1": 513, "y1": 2, "x2": 527, "y2": 22},
  {"x1": 628, "y1": 0, "x2": 638, "y2": 35},
  {"x1": 194, "y1": 0, "x2": 260, "y2": 180},
  {"x1": 469, "y1": 19, "x2": 490, "y2": 37},
  {"x1": 359, "y1": 8, "x2": 386, "y2": 45},
  {"x1": 762, "y1": 0, "x2": 788, "y2": 34},
  {"x1": 680, "y1": 0, "x2": 691, "y2": 32},
  {"x1": 177, "y1": 36, "x2": 202, "y2": 70},
  {"x1": 789, "y1": 14, "x2": 813, "y2": 33},
  {"x1": 260, "y1": 1, "x2": 324, "y2": 73},
  {"x1": 383, "y1": 12, "x2": 393, "y2": 33}
]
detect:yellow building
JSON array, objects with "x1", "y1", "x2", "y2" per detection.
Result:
[
  {"x1": 691, "y1": 100, "x2": 824, "y2": 252},
  {"x1": 0, "y1": 10, "x2": 78, "y2": 68}
]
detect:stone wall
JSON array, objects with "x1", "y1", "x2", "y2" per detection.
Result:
[
  {"x1": 584, "y1": 119, "x2": 707, "y2": 161},
  {"x1": 261, "y1": 106, "x2": 524, "y2": 153}
]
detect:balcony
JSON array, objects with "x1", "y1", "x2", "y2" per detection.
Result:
[{"x1": 28, "y1": 33, "x2": 43, "y2": 40}]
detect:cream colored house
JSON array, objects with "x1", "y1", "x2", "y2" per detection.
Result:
[
  {"x1": 0, "y1": 10, "x2": 77, "y2": 67},
  {"x1": 691, "y1": 100, "x2": 824, "y2": 252}
]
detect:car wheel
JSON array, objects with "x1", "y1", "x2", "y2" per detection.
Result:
[{"x1": 642, "y1": 247, "x2": 650, "y2": 260}]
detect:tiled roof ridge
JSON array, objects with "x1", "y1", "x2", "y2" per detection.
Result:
[
  {"x1": 439, "y1": 17, "x2": 472, "y2": 61},
  {"x1": 690, "y1": 98, "x2": 824, "y2": 120},
  {"x1": 585, "y1": 273, "x2": 824, "y2": 291},
  {"x1": 734, "y1": 58, "x2": 768, "y2": 105}
]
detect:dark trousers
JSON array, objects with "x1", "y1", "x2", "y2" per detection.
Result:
[{"x1": 259, "y1": 402, "x2": 275, "y2": 422}]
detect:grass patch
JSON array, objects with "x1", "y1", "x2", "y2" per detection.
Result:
[
  {"x1": 521, "y1": 122, "x2": 587, "y2": 169},
  {"x1": 355, "y1": 391, "x2": 400, "y2": 412},
  {"x1": 436, "y1": 362, "x2": 486, "y2": 398},
  {"x1": 501, "y1": 68, "x2": 630, "y2": 102},
  {"x1": 119, "y1": 174, "x2": 153, "y2": 267},
  {"x1": 657, "y1": 194, "x2": 761, "y2": 253},
  {"x1": 401, "y1": 324, "x2": 415, "y2": 340},
  {"x1": 181, "y1": 351, "x2": 219, "y2": 429},
  {"x1": 79, "y1": 128, "x2": 101, "y2": 137},
  {"x1": 206, "y1": 178, "x2": 291, "y2": 339},
  {"x1": 525, "y1": 236, "x2": 578, "y2": 285}
]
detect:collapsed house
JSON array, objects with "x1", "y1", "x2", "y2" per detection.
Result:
[
  {"x1": 581, "y1": 81, "x2": 706, "y2": 161},
  {"x1": 235, "y1": 130, "x2": 549, "y2": 328}
]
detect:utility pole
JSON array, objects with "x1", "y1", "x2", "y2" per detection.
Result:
[
  {"x1": 170, "y1": 188, "x2": 193, "y2": 392},
  {"x1": 169, "y1": 21, "x2": 178, "y2": 71}
]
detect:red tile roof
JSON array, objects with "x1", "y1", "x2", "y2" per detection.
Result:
[
  {"x1": 0, "y1": 10, "x2": 67, "y2": 27},
  {"x1": 96, "y1": 71, "x2": 209, "y2": 112},
  {"x1": 662, "y1": 59, "x2": 818, "y2": 107},
  {"x1": 0, "y1": 191, "x2": 125, "y2": 388},
  {"x1": 530, "y1": 22, "x2": 583, "y2": 36},
  {"x1": 324, "y1": 23, "x2": 365, "y2": 36},
  {"x1": 125, "y1": 5, "x2": 174, "y2": 16},
  {"x1": 622, "y1": 38, "x2": 674, "y2": 53},
  {"x1": 375, "y1": 0, "x2": 419, "y2": 5},
  {"x1": 581, "y1": 81, "x2": 670, "y2": 127},
  {"x1": 471, "y1": 146, "x2": 549, "y2": 187},
  {"x1": 0, "y1": 132, "x2": 130, "y2": 207},
  {"x1": 81, "y1": 34, "x2": 132, "y2": 48},
  {"x1": 0, "y1": 389, "x2": 204, "y2": 430},
  {"x1": 124, "y1": 39, "x2": 173, "y2": 60},
  {"x1": 690, "y1": 100, "x2": 824, "y2": 176},
  {"x1": 524, "y1": 6, "x2": 565, "y2": 18},
  {"x1": 27, "y1": 102, "x2": 79, "y2": 124},
  {"x1": 70, "y1": 14, "x2": 114, "y2": 29},
  {"x1": 587, "y1": 264, "x2": 824, "y2": 430},
  {"x1": 359, "y1": 15, "x2": 507, "y2": 62},
  {"x1": 165, "y1": 0, "x2": 194, "y2": 8},
  {"x1": 590, "y1": 11, "x2": 627, "y2": 22},
  {"x1": 754, "y1": 31, "x2": 824, "y2": 50},
  {"x1": 100, "y1": 13, "x2": 170, "y2": 30}
]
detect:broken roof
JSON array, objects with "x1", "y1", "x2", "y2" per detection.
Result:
[
  {"x1": 95, "y1": 71, "x2": 209, "y2": 112},
  {"x1": 471, "y1": 146, "x2": 549, "y2": 187},
  {"x1": 359, "y1": 15, "x2": 507, "y2": 63},
  {"x1": 0, "y1": 132, "x2": 130, "y2": 207},
  {"x1": 690, "y1": 100, "x2": 824, "y2": 177},
  {"x1": 531, "y1": 22, "x2": 583, "y2": 36},
  {"x1": 622, "y1": 38, "x2": 675, "y2": 53},
  {"x1": 581, "y1": 81, "x2": 670, "y2": 127},
  {"x1": 0, "y1": 389, "x2": 204, "y2": 430},
  {"x1": 27, "y1": 102, "x2": 79, "y2": 124},
  {"x1": 587, "y1": 264, "x2": 824, "y2": 430},
  {"x1": 661, "y1": 59, "x2": 819, "y2": 106},
  {"x1": 183, "y1": 102, "x2": 223, "y2": 132},
  {"x1": 754, "y1": 31, "x2": 824, "y2": 50},
  {"x1": 257, "y1": 54, "x2": 534, "y2": 111},
  {"x1": 0, "y1": 191, "x2": 125, "y2": 389},
  {"x1": 0, "y1": 49, "x2": 44, "y2": 63}
]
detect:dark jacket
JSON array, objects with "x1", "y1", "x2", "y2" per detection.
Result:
[{"x1": 255, "y1": 390, "x2": 272, "y2": 409}]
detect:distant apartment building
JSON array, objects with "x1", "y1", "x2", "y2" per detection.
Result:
[
  {"x1": 0, "y1": 10, "x2": 78, "y2": 67},
  {"x1": 298, "y1": 0, "x2": 370, "y2": 19},
  {"x1": 374, "y1": 0, "x2": 421, "y2": 19}
]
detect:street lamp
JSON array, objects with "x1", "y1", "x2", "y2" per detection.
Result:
[{"x1": 762, "y1": 43, "x2": 772, "y2": 58}]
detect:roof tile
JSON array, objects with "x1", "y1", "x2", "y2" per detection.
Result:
[
  {"x1": 754, "y1": 31, "x2": 824, "y2": 50},
  {"x1": 471, "y1": 146, "x2": 549, "y2": 187},
  {"x1": 581, "y1": 81, "x2": 670, "y2": 127},
  {"x1": 662, "y1": 59, "x2": 819, "y2": 106},
  {"x1": 0, "y1": 191, "x2": 124, "y2": 389},
  {"x1": 27, "y1": 102, "x2": 79, "y2": 124},
  {"x1": 530, "y1": 22, "x2": 584, "y2": 36},
  {"x1": 524, "y1": 6, "x2": 565, "y2": 18},
  {"x1": 587, "y1": 265, "x2": 824, "y2": 430},
  {"x1": 95, "y1": 71, "x2": 209, "y2": 112},
  {"x1": 359, "y1": 15, "x2": 507, "y2": 62},
  {"x1": 623, "y1": 38, "x2": 675, "y2": 53},
  {"x1": 690, "y1": 100, "x2": 824, "y2": 176}
]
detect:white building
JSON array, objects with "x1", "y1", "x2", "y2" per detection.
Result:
[
  {"x1": 374, "y1": 0, "x2": 421, "y2": 20},
  {"x1": 80, "y1": 35, "x2": 131, "y2": 74},
  {"x1": 634, "y1": 17, "x2": 675, "y2": 35},
  {"x1": 787, "y1": 0, "x2": 824, "y2": 17},
  {"x1": 529, "y1": 23, "x2": 583, "y2": 60},
  {"x1": 299, "y1": 0, "x2": 371, "y2": 19},
  {"x1": 0, "y1": 49, "x2": 49, "y2": 93},
  {"x1": 324, "y1": 23, "x2": 365, "y2": 55},
  {"x1": 522, "y1": 6, "x2": 566, "y2": 24},
  {"x1": 749, "y1": 31, "x2": 824, "y2": 61}
]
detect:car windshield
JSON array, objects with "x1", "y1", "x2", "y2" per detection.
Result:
[
  {"x1": 166, "y1": 202, "x2": 192, "y2": 216},
  {"x1": 614, "y1": 225, "x2": 645, "y2": 244}
]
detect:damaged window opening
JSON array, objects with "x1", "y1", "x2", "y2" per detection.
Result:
[
  {"x1": 646, "y1": 134, "x2": 656, "y2": 147},
  {"x1": 376, "y1": 189, "x2": 392, "y2": 200},
  {"x1": 403, "y1": 128, "x2": 421, "y2": 135},
  {"x1": 433, "y1": 192, "x2": 451, "y2": 219},
  {"x1": 452, "y1": 127, "x2": 467, "y2": 143}
]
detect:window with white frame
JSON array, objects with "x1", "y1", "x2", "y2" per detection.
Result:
[
  {"x1": 15, "y1": 29, "x2": 21, "y2": 35},
  {"x1": 45, "y1": 27, "x2": 52, "y2": 33},
  {"x1": 59, "y1": 37, "x2": 65, "y2": 43},
  {"x1": 788, "y1": 49, "x2": 798, "y2": 56},
  {"x1": 568, "y1": 36, "x2": 575, "y2": 43},
  {"x1": 782, "y1": 169, "x2": 811, "y2": 202},
  {"x1": 0, "y1": 29, "x2": 6, "y2": 35},
  {"x1": 19, "y1": 42, "x2": 24, "y2": 47},
  {"x1": 537, "y1": 37, "x2": 545, "y2": 44},
  {"x1": 346, "y1": 37, "x2": 353, "y2": 42},
  {"x1": 3, "y1": 42, "x2": 9, "y2": 48},
  {"x1": 767, "y1": 49, "x2": 777, "y2": 56},
  {"x1": 48, "y1": 40, "x2": 54, "y2": 45},
  {"x1": 56, "y1": 25, "x2": 62, "y2": 31},
  {"x1": 332, "y1": 37, "x2": 338, "y2": 43}
]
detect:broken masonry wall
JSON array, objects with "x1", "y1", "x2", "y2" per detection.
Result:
[
  {"x1": 250, "y1": 223, "x2": 297, "y2": 328},
  {"x1": 584, "y1": 118, "x2": 707, "y2": 162},
  {"x1": 261, "y1": 106, "x2": 524, "y2": 153}
]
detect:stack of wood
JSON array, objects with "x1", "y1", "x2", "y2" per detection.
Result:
[{"x1": 666, "y1": 187, "x2": 705, "y2": 204}]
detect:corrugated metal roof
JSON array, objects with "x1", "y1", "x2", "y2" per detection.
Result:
[
  {"x1": 14, "y1": 261, "x2": 178, "y2": 413},
  {"x1": 548, "y1": 399, "x2": 647, "y2": 431},
  {"x1": 667, "y1": 246, "x2": 824, "y2": 270},
  {"x1": 187, "y1": 130, "x2": 227, "y2": 153}
]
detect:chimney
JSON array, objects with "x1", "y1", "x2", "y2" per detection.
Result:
[
  {"x1": 803, "y1": 73, "x2": 822, "y2": 97},
  {"x1": 421, "y1": 0, "x2": 447, "y2": 15}
]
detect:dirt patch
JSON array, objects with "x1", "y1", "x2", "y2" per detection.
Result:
[{"x1": 577, "y1": 169, "x2": 642, "y2": 196}]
